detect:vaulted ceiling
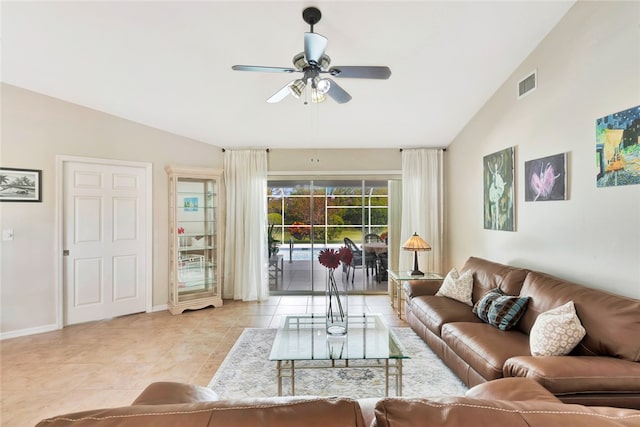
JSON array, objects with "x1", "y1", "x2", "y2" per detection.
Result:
[{"x1": 1, "y1": 1, "x2": 575, "y2": 149}]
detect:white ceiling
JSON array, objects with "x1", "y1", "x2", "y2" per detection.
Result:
[{"x1": 1, "y1": 1, "x2": 575, "y2": 149}]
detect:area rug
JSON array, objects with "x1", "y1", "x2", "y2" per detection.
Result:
[{"x1": 208, "y1": 327, "x2": 468, "y2": 399}]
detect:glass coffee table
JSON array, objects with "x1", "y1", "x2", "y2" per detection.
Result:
[{"x1": 269, "y1": 313, "x2": 408, "y2": 397}]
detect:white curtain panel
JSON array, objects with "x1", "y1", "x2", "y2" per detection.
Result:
[
  {"x1": 400, "y1": 148, "x2": 444, "y2": 274},
  {"x1": 223, "y1": 150, "x2": 269, "y2": 301}
]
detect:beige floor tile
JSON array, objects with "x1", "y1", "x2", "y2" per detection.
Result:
[{"x1": 0, "y1": 295, "x2": 403, "y2": 425}]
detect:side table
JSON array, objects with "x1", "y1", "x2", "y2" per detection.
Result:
[{"x1": 387, "y1": 270, "x2": 444, "y2": 318}]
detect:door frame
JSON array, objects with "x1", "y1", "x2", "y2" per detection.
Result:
[{"x1": 55, "y1": 155, "x2": 153, "y2": 328}]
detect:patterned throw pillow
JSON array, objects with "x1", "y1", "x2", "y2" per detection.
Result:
[
  {"x1": 472, "y1": 288, "x2": 530, "y2": 331},
  {"x1": 435, "y1": 268, "x2": 473, "y2": 306},
  {"x1": 529, "y1": 300, "x2": 586, "y2": 356}
]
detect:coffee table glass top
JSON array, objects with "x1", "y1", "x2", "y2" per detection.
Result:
[{"x1": 269, "y1": 314, "x2": 408, "y2": 361}]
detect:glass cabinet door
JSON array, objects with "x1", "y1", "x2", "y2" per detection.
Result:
[{"x1": 166, "y1": 166, "x2": 223, "y2": 314}]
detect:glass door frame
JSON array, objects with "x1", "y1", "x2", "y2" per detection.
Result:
[{"x1": 267, "y1": 178, "x2": 392, "y2": 296}]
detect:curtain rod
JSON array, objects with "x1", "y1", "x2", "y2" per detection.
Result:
[
  {"x1": 222, "y1": 148, "x2": 270, "y2": 152},
  {"x1": 399, "y1": 148, "x2": 446, "y2": 152}
]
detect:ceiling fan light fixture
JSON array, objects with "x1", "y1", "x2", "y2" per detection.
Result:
[
  {"x1": 316, "y1": 78, "x2": 331, "y2": 95},
  {"x1": 289, "y1": 79, "x2": 306, "y2": 98},
  {"x1": 292, "y1": 52, "x2": 308, "y2": 71},
  {"x1": 311, "y1": 87, "x2": 327, "y2": 103},
  {"x1": 319, "y1": 54, "x2": 331, "y2": 70}
]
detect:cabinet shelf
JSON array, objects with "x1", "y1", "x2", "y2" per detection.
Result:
[{"x1": 166, "y1": 165, "x2": 224, "y2": 315}]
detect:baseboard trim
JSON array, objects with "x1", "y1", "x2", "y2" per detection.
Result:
[
  {"x1": 2, "y1": 307, "x2": 168, "y2": 340},
  {"x1": 0, "y1": 323, "x2": 60, "y2": 340}
]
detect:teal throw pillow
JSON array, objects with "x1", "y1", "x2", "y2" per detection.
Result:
[{"x1": 472, "y1": 288, "x2": 530, "y2": 331}]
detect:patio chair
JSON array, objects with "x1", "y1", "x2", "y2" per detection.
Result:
[
  {"x1": 343, "y1": 237, "x2": 377, "y2": 283},
  {"x1": 364, "y1": 234, "x2": 387, "y2": 282}
]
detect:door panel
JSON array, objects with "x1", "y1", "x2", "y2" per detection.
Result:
[
  {"x1": 74, "y1": 258, "x2": 103, "y2": 306},
  {"x1": 64, "y1": 160, "x2": 147, "y2": 324}
]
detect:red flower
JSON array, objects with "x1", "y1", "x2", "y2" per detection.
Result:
[
  {"x1": 318, "y1": 248, "x2": 341, "y2": 269},
  {"x1": 318, "y1": 246, "x2": 353, "y2": 269},
  {"x1": 177, "y1": 227, "x2": 185, "y2": 234},
  {"x1": 338, "y1": 246, "x2": 353, "y2": 266}
]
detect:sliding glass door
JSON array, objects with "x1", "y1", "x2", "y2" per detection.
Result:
[{"x1": 267, "y1": 179, "x2": 389, "y2": 295}]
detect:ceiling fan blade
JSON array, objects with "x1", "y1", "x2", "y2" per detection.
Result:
[
  {"x1": 304, "y1": 32, "x2": 328, "y2": 64},
  {"x1": 328, "y1": 66, "x2": 392, "y2": 79},
  {"x1": 325, "y1": 79, "x2": 352, "y2": 104},
  {"x1": 266, "y1": 82, "x2": 294, "y2": 103},
  {"x1": 232, "y1": 65, "x2": 296, "y2": 73}
]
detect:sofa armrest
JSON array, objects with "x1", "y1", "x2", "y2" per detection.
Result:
[
  {"x1": 132, "y1": 381, "x2": 219, "y2": 405},
  {"x1": 504, "y1": 356, "x2": 640, "y2": 394},
  {"x1": 403, "y1": 279, "x2": 443, "y2": 298},
  {"x1": 465, "y1": 377, "x2": 560, "y2": 402}
]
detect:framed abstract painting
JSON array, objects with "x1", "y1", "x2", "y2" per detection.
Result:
[
  {"x1": 524, "y1": 153, "x2": 567, "y2": 201},
  {"x1": 483, "y1": 147, "x2": 515, "y2": 231}
]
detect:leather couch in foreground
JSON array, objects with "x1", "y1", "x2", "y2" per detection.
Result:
[
  {"x1": 404, "y1": 256, "x2": 640, "y2": 409},
  {"x1": 36, "y1": 378, "x2": 640, "y2": 426}
]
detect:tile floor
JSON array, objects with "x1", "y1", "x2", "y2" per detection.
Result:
[{"x1": 0, "y1": 294, "x2": 405, "y2": 426}]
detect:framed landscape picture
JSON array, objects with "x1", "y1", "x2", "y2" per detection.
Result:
[
  {"x1": 483, "y1": 147, "x2": 515, "y2": 231},
  {"x1": 524, "y1": 153, "x2": 567, "y2": 201},
  {"x1": 0, "y1": 167, "x2": 42, "y2": 202}
]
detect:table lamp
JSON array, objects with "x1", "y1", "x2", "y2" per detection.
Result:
[{"x1": 402, "y1": 232, "x2": 431, "y2": 276}]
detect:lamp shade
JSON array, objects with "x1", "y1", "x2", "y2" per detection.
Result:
[{"x1": 402, "y1": 233, "x2": 431, "y2": 252}]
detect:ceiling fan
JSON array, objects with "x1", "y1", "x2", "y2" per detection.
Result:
[{"x1": 231, "y1": 7, "x2": 391, "y2": 104}]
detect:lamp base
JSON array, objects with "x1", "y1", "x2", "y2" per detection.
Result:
[{"x1": 410, "y1": 251, "x2": 423, "y2": 277}]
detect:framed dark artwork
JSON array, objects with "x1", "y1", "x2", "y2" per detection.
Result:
[
  {"x1": 483, "y1": 147, "x2": 515, "y2": 231},
  {"x1": 0, "y1": 167, "x2": 42, "y2": 202},
  {"x1": 596, "y1": 105, "x2": 640, "y2": 187},
  {"x1": 524, "y1": 153, "x2": 567, "y2": 201}
]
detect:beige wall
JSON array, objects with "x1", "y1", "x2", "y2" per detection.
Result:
[
  {"x1": 0, "y1": 85, "x2": 403, "y2": 337},
  {"x1": 0, "y1": 84, "x2": 224, "y2": 335},
  {"x1": 268, "y1": 149, "x2": 401, "y2": 174},
  {"x1": 445, "y1": 1, "x2": 640, "y2": 298}
]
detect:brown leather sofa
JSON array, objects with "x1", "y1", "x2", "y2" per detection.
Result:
[
  {"x1": 37, "y1": 378, "x2": 640, "y2": 426},
  {"x1": 403, "y1": 256, "x2": 640, "y2": 409}
]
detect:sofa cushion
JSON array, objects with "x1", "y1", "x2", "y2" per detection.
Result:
[
  {"x1": 133, "y1": 381, "x2": 219, "y2": 405},
  {"x1": 472, "y1": 288, "x2": 530, "y2": 331},
  {"x1": 373, "y1": 396, "x2": 640, "y2": 427},
  {"x1": 517, "y1": 271, "x2": 640, "y2": 362},
  {"x1": 409, "y1": 296, "x2": 482, "y2": 336},
  {"x1": 37, "y1": 397, "x2": 367, "y2": 427},
  {"x1": 529, "y1": 301, "x2": 586, "y2": 356},
  {"x1": 441, "y1": 322, "x2": 531, "y2": 381},
  {"x1": 504, "y1": 355, "x2": 640, "y2": 396},
  {"x1": 435, "y1": 268, "x2": 473, "y2": 306},
  {"x1": 460, "y1": 257, "x2": 529, "y2": 303},
  {"x1": 465, "y1": 377, "x2": 561, "y2": 403}
]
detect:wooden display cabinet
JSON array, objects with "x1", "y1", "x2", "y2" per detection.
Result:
[{"x1": 166, "y1": 166, "x2": 223, "y2": 314}]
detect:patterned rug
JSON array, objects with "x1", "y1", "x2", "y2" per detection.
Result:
[{"x1": 208, "y1": 327, "x2": 468, "y2": 399}]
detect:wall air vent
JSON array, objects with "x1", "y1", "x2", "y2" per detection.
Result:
[{"x1": 518, "y1": 69, "x2": 537, "y2": 99}]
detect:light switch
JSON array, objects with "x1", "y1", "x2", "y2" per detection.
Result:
[{"x1": 2, "y1": 229, "x2": 14, "y2": 241}]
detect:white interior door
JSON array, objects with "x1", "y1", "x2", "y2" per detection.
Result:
[{"x1": 63, "y1": 160, "x2": 149, "y2": 325}]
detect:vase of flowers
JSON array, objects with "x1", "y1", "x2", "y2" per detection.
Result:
[{"x1": 318, "y1": 247, "x2": 353, "y2": 335}]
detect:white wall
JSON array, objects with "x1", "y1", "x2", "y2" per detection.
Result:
[
  {"x1": 0, "y1": 84, "x2": 224, "y2": 335},
  {"x1": 445, "y1": 1, "x2": 640, "y2": 299}
]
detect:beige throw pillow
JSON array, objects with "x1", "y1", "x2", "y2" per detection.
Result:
[
  {"x1": 435, "y1": 268, "x2": 473, "y2": 306},
  {"x1": 529, "y1": 300, "x2": 586, "y2": 356}
]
